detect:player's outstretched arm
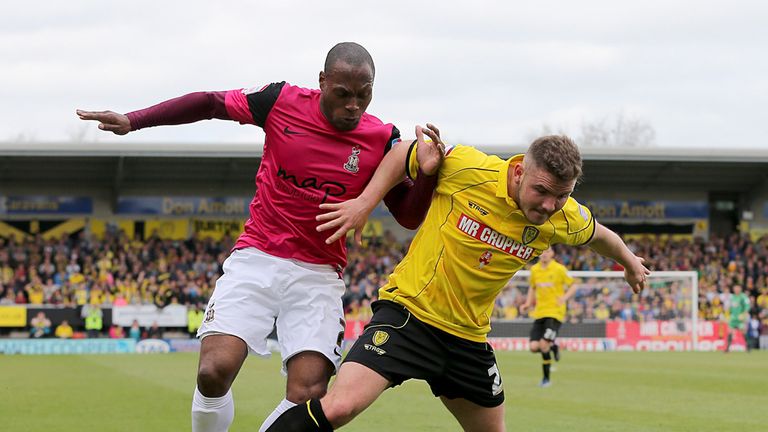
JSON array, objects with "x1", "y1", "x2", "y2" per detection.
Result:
[
  {"x1": 587, "y1": 222, "x2": 651, "y2": 293},
  {"x1": 316, "y1": 124, "x2": 445, "y2": 244},
  {"x1": 76, "y1": 91, "x2": 231, "y2": 135}
]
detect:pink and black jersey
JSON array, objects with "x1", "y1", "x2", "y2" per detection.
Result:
[{"x1": 224, "y1": 82, "x2": 400, "y2": 268}]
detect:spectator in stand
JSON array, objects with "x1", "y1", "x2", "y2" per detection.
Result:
[
  {"x1": 13, "y1": 284, "x2": 28, "y2": 304},
  {"x1": 2, "y1": 232, "x2": 768, "y2": 339},
  {"x1": 128, "y1": 319, "x2": 142, "y2": 342},
  {"x1": 146, "y1": 321, "x2": 162, "y2": 339},
  {"x1": 0, "y1": 289, "x2": 15, "y2": 305},
  {"x1": 113, "y1": 292, "x2": 128, "y2": 306},
  {"x1": 83, "y1": 304, "x2": 103, "y2": 338},
  {"x1": 30, "y1": 311, "x2": 52, "y2": 338},
  {"x1": 594, "y1": 302, "x2": 610, "y2": 320},
  {"x1": 55, "y1": 319, "x2": 74, "y2": 339},
  {"x1": 109, "y1": 323, "x2": 125, "y2": 339},
  {"x1": 25, "y1": 275, "x2": 45, "y2": 305},
  {"x1": 746, "y1": 313, "x2": 761, "y2": 350}
]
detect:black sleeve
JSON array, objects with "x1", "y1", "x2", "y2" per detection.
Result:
[
  {"x1": 404, "y1": 139, "x2": 418, "y2": 181},
  {"x1": 245, "y1": 81, "x2": 286, "y2": 127},
  {"x1": 383, "y1": 125, "x2": 401, "y2": 156}
]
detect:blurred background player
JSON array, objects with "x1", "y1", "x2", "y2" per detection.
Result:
[
  {"x1": 520, "y1": 248, "x2": 577, "y2": 387},
  {"x1": 77, "y1": 42, "x2": 440, "y2": 432},
  {"x1": 725, "y1": 284, "x2": 750, "y2": 352}
]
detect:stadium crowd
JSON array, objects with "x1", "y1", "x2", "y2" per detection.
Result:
[{"x1": 1, "y1": 229, "x2": 767, "y2": 336}]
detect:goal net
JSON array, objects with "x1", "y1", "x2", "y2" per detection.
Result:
[{"x1": 491, "y1": 271, "x2": 714, "y2": 352}]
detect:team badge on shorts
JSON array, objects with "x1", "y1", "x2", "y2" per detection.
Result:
[
  {"x1": 477, "y1": 250, "x2": 493, "y2": 269},
  {"x1": 364, "y1": 330, "x2": 389, "y2": 355},
  {"x1": 522, "y1": 226, "x2": 540, "y2": 245},
  {"x1": 344, "y1": 146, "x2": 361, "y2": 173},
  {"x1": 373, "y1": 330, "x2": 389, "y2": 346},
  {"x1": 204, "y1": 303, "x2": 215, "y2": 323}
]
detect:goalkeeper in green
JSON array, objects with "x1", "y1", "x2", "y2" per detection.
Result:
[{"x1": 725, "y1": 284, "x2": 750, "y2": 352}]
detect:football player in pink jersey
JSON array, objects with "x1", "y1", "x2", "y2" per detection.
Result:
[{"x1": 78, "y1": 42, "x2": 445, "y2": 432}]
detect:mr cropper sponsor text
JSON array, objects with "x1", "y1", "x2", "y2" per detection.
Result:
[{"x1": 456, "y1": 214, "x2": 535, "y2": 260}]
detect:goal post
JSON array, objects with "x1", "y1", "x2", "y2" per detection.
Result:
[{"x1": 497, "y1": 270, "x2": 703, "y2": 351}]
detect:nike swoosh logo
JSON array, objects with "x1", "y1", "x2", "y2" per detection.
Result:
[{"x1": 283, "y1": 126, "x2": 304, "y2": 135}]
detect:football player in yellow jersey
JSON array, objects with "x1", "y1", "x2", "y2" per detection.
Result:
[
  {"x1": 267, "y1": 126, "x2": 650, "y2": 432},
  {"x1": 521, "y1": 249, "x2": 577, "y2": 387}
]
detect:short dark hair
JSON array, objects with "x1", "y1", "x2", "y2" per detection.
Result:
[
  {"x1": 324, "y1": 42, "x2": 375, "y2": 77},
  {"x1": 526, "y1": 135, "x2": 582, "y2": 182}
]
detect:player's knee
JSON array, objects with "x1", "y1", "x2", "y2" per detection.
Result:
[
  {"x1": 196, "y1": 362, "x2": 234, "y2": 397},
  {"x1": 529, "y1": 342, "x2": 539, "y2": 353},
  {"x1": 286, "y1": 381, "x2": 327, "y2": 404}
]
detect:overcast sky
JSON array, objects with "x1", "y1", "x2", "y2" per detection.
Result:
[{"x1": 2, "y1": 1, "x2": 767, "y2": 149}]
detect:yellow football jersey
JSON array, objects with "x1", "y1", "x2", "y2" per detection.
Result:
[
  {"x1": 379, "y1": 144, "x2": 594, "y2": 342},
  {"x1": 530, "y1": 260, "x2": 573, "y2": 322}
]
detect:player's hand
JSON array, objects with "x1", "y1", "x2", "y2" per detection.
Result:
[
  {"x1": 316, "y1": 196, "x2": 376, "y2": 245},
  {"x1": 556, "y1": 296, "x2": 565, "y2": 306},
  {"x1": 624, "y1": 255, "x2": 651, "y2": 294},
  {"x1": 416, "y1": 123, "x2": 445, "y2": 176},
  {"x1": 76, "y1": 109, "x2": 132, "y2": 135},
  {"x1": 520, "y1": 302, "x2": 531, "y2": 313}
]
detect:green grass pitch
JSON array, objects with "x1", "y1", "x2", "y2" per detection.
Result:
[{"x1": 1, "y1": 351, "x2": 766, "y2": 431}]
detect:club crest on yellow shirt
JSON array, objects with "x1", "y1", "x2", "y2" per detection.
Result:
[
  {"x1": 522, "y1": 226, "x2": 540, "y2": 245},
  {"x1": 372, "y1": 330, "x2": 389, "y2": 346}
]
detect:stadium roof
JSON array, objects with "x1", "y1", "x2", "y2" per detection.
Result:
[
  {"x1": 1, "y1": 142, "x2": 767, "y2": 193},
  {"x1": 2, "y1": 141, "x2": 768, "y2": 163}
]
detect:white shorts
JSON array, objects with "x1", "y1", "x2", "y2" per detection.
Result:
[{"x1": 198, "y1": 247, "x2": 346, "y2": 372}]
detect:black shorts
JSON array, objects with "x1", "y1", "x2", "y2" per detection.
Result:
[
  {"x1": 529, "y1": 318, "x2": 562, "y2": 342},
  {"x1": 343, "y1": 300, "x2": 504, "y2": 408}
]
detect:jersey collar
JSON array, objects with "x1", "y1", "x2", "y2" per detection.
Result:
[{"x1": 497, "y1": 154, "x2": 525, "y2": 210}]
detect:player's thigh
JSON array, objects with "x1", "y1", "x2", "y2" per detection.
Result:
[
  {"x1": 529, "y1": 319, "x2": 546, "y2": 342},
  {"x1": 198, "y1": 248, "x2": 281, "y2": 356},
  {"x1": 440, "y1": 396, "x2": 506, "y2": 432},
  {"x1": 542, "y1": 318, "x2": 562, "y2": 342},
  {"x1": 429, "y1": 334, "x2": 504, "y2": 411},
  {"x1": 343, "y1": 300, "x2": 445, "y2": 387},
  {"x1": 276, "y1": 262, "x2": 346, "y2": 373}
]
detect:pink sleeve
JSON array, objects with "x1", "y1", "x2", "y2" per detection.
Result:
[{"x1": 224, "y1": 90, "x2": 257, "y2": 125}]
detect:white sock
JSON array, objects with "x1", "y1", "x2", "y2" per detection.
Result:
[
  {"x1": 258, "y1": 398, "x2": 298, "y2": 432},
  {"x1": 192, "y1": 387, "x2": 235, "y2": 432}
]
